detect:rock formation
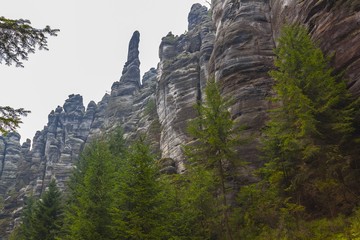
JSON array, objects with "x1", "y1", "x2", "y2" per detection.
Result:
[
  {"x1": 157, "y1": 3, "x2": 214, "y2": 172},
  {"x1": 1, "y1": 1, "x2": 360, "y2": 237},
  {"x1": 210, "y1": 0, "x2": 276, "y2": 169}
]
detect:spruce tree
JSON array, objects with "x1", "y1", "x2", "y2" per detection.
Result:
[
  {"x1": 264, "y1": 24, "x2": 360, "y2": 216},
  {"x1": 32, "y1": 179, "x2": 63, "y2": 240},
  {"x1": 63, "y1": 141, "x2": 117, "y2": 240},
  {"x1": 15, "y1": 197, "x2": 36, "y2": 240},
  {"x1": 185, "y1": 78, "x2": 243, "y2": 240},
  {"x1": 13, "y1": 181, "x2": 63, "y2": 240},
  {"x1": 112, "y1": 137, "x2": 168, "y2": 239},
  {"x1": 161, "y1": 166, "x2": 221, "y2": 239}
]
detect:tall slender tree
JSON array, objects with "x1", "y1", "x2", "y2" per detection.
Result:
[
  {"x1": 13, "y1": 197, "x2": 36, "y2": 240},
  {"x1": 185, "y1": 78, "x2": 244, "y2": 240},
  {"x1": 263, "y1": 24, "x2": 360, "y2": 215}
]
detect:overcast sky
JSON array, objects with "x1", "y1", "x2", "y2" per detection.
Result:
[{"x1": 1, "y1": 0, "x2": 205, "y2": 142}]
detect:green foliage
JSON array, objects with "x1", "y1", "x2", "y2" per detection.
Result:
[
  {"x1": 62, "y1": 141, "x2": 117, "y2": 240},
  {"x1": 0, "y1": 16, "x2": 57, "y2": 134},
  {"x1": 14, "y1": 180, "x2": 63, "y2": 240},
  {"x1": 233, "y1": 23, "x2": 360, "y2": 239},
  {"x1": 186, "y1": 78, "x2": 237, "y2": 169},
  {"x1": 264, "y1": 24, "x2": 360, "y2": 215},
  {"x1": 32, "y1": 180, "x2": 64, "y2": 240},
  {"x1": 0, "y1": 16, "x2": 59, "y2": 67},
  {"x1": 0, "y1": 106, "x2": 30, "y2": 135},
  {"x1": 62, "y1": 131, "x2": 173, "y2": 239},
  {"x1": 107, "y1": 127, "x2": 127, "y2": 160},
  {"x1": 161, "y1": 31, "x2": 176, "y2": 44},
  {"x1": 112, "y1": 137, "x2": 169, "y2": 239},
  {"x1": 17, "y1": 197, "x2": 36, "y2": 240},
  {"x1": 185, "y1": 78, "x2": 246, "y2": 239},
  {"x1": 160, "y1": 167, "x2": 221, "y2": 239},
  {"x1": 144, "y1": 98, "x2": 157, "y2": 116}
]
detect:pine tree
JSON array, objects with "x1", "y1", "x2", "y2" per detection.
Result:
[
  {"x1": 0, "y1": 16, "x2": 58, "y2": 134},
  {"x1": 0, "y1": 16, "x2": 58, "y2": 67},
  {"x1": 13, "y1": 181, "x2": 63, "y2": 240},
  {"x1": 0, "y1": 107, "x2": 30, "y2": 134}
]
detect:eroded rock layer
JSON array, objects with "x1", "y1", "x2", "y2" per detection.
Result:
[
  {"x1": 210, "y1": 0, "x2": 275, "y2": 167},
  {"x1": 157, "y1": 3, "x2": 214, "y2": 172}
]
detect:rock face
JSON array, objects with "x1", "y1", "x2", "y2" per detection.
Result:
[
  {"x1": 210, "y1": 0, "x2": 275, "y2": 167},
  {"x1": 1, "y1": 1, "x2": 360, "y2": 238},
  {"x1": 0, "y1": 133, "x2": 22, "y2": 196},
  {"x1": 157, "y1": 3, "x2": 214, "y2": 171}
]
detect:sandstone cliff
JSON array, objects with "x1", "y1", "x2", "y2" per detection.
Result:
[{"x1": 1, "y1": 1, "x2": 360, "y2": 237}]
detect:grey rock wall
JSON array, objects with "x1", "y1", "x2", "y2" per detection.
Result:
[
  {"x1": 0, "y1": 133, "x2": 22, "y2": 196},
  {"x1": 157, "y1": 3, "x2": 214, "y2": 172},
  {"x1": 209, "y1": 0, "x2": 275, "y2": 167}
]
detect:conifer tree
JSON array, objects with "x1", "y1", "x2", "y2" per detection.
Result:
[
  {"x1": 0, "y1": 16, "x2": 59, "y2": 67},
  {"x1": 14, "y1": 197, "x2": 36, "y2": 240},
  {"x1": 185, "y1": 78, "x2": 243, "y2": 240},
  {"x1": 161, "y1": 166, "x2": 221, "y2": 239},
  {"x1": 263, "y1": 24, "x2": 360, "y2": 215},
  {"x1": 0, "y1": 16, "x2": 58, "y2": 134},
  {"x1": 13, "y1": 181, "x2": 63, "y2": 240},
  {"x1": 32, "y1": 179, "x2": 63, "y2": 240},
  {"x1": 112, "y1": 137, "x2": 168, "y2": 239},
  {"x1": 63, "y1": 141, "x2": 117, "y2": 240}
]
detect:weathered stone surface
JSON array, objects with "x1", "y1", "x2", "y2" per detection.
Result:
[
  {"x1": 0, "y1": 133, "x2": 22, "y2": 195},
  {"x1": 87, "y1": 31, "x2": 143, "y2": 143},
  {"x1": 157, "y1": 4, "x2": 214, "y2": 172},
  {"x1": 0, "y1": 94, "x2": 97, "y2": 236},
  {"x1": 210, "y1": 0, "x2": 275, "y2": 167},
  {"x1": 158, "y1": 158, "x2": 177, "y2": 175},
  {"x1": 113, "y1": 31, "x2": 141, "y2": 97}
]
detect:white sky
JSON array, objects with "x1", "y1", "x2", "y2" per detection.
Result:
[{"x1": 0, "y1": 0, "x2": 205, "y2": 142}]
